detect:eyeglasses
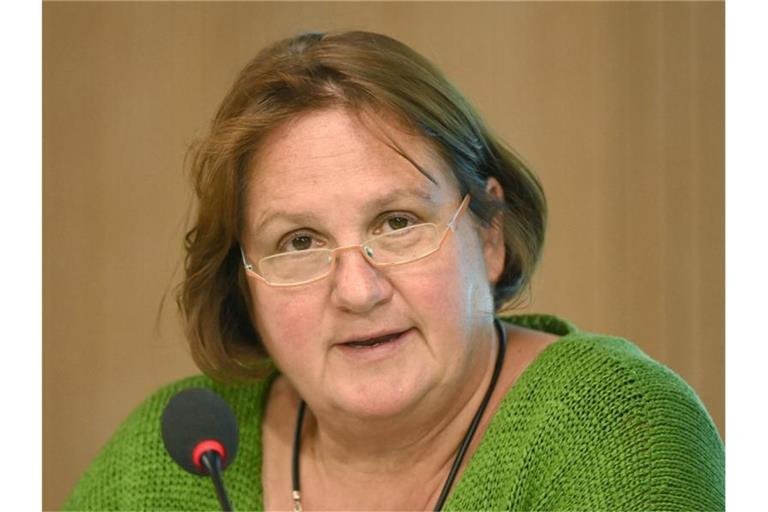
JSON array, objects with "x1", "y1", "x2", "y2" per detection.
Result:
[{"x1": 241, "y1": 195, "x2": 471, "y2": 287}]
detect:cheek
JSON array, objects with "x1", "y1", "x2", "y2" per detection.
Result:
[
  {"x1": 248, "y1": 282, "x2": 323, "y2": 360},
  {"x1": 411, "y1": 265, "x2": 467, "y2": 317},
  {"x1": 398, "y1": 236, "x2": 494, "y2": 333}
]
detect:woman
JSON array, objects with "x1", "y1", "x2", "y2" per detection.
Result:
[{"x1": 65, "y1": 31, "x2": 724, "y2": 511}]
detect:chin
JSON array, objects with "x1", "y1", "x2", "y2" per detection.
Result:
[{"x1": 325, "y1": 373, "x2": 432, "y2": 420}]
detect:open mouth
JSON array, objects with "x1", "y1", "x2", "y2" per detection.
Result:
[{"x1": 344, "y1": 332, "x2": 403, "y2": 348}]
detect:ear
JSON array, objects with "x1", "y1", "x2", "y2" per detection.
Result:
[{"x1": 481, "y1": 178, "x2": 506, "y2": 285}]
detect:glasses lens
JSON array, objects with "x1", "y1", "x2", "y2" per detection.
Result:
[
  {"x1": 366, "y1": 224, "x2": 441, "y2": 264},
  {"x1": 259, "y1": 250, "x2": 332, "y2": 285}
]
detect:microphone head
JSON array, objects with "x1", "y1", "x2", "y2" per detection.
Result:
[{"x1": 161, "y1": 388, "x2": 239, "y2": 476}]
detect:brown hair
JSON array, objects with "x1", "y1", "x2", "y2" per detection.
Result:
[{"x1": 178, "y1": 31, "x2": 546, "y2": 381}]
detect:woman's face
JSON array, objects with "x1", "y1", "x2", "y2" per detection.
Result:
[{"x1": 242, "y1": 107, "x2": 505, "y2": 419}]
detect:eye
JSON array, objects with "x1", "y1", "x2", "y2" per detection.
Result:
[
  {"x1": 387, "y1": 216, "x2": 411, "y2": 230},
  {"x1": 291, "y1": 235, "x2": 313, "y2": 250},
  {"x1": 278, "y1": 231, "x2": 326, "y2": 252},
  {"x1": 373, "y1": 212, "x2": 420, "y2": 236}
]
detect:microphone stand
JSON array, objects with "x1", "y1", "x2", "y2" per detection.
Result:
[{"x1": 199, "y1": 451, "x2": 233, "y2": 511}]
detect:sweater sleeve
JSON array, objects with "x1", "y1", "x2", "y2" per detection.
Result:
[
  {"x1": 636, "y1": 356, "x2": 725, "y2": 511},
  {"x1": 533, "y1": 337, "x2": 725, "y2": 511},
  {"x1": 62, "y1": 376, "x2": 225, "y2": 511}
]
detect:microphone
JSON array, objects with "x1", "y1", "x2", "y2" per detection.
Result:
[{"x1": 161, "y1": 388, "x2": 239, "y2": 511}]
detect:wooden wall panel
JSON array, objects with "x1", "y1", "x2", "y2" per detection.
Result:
[{"x1": 43, "y1": 2, "x2": 724, "y2": 509}]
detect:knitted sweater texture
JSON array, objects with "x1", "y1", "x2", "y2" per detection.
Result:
[{"x1": 64, "y1": 314, "x2": 725, "y2": 511}]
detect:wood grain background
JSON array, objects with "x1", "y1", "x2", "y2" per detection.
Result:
[{"x1": 43, "y1": 2, "x2": 724, "y2": 509}]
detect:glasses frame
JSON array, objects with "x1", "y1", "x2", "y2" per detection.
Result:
[{"x1": 240, "y1": 194, "x2": 471, "y2": 287}]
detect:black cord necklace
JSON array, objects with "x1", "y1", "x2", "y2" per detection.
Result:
[{"x1": 290, "y1": 318, "x2": 507, "y2": 512}]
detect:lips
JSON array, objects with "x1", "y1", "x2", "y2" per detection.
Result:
[
  {"x1": 339, "y1": 329, "x2": 411, "y2": 348},
  {"x1": 344, "y1": 333, "x2": 402, "y2": 348}
]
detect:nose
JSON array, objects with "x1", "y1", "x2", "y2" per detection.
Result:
[{"x1": 329, "y1": 247, "x2": 393, "y2": 313}]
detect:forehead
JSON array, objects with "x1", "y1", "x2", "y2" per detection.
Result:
[{"x1": 246, "y1": 108, "x2": 457, "y2": 211}]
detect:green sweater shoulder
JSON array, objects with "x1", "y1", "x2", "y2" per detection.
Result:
[
  {"x1": 63, "y1": 374, "x2": 273, "y2": 511},
  {"x1": 448, "y1": 314, "x2": 725, "y2": 511}
]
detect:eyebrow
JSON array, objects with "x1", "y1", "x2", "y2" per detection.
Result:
[
  {"x1": 366, "y1": 188, "x2": 439, "y2": 211},
  {"x1": 253, "y1": 187, "x2": 440, "y2": 233}
]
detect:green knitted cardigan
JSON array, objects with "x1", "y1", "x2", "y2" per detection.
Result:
[{"x1": 64, "y1": 315, "x2": 725, "y2": 511}]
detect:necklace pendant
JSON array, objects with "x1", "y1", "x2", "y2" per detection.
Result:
[{"x1": 292, "y1": 490, "x2": 303, "y2": 512}]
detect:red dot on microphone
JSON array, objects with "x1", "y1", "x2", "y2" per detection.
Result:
[{"x1": 192, "y1": 439, "x2": 226, "y2": 470}]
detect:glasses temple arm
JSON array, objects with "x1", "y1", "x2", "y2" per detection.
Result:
[
  {"x1": 447, "y1": 195, "x2": 471, "y2": 230},
  {"x1": 239, "y1": 246, "x2": 254, "y2": 271}
]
